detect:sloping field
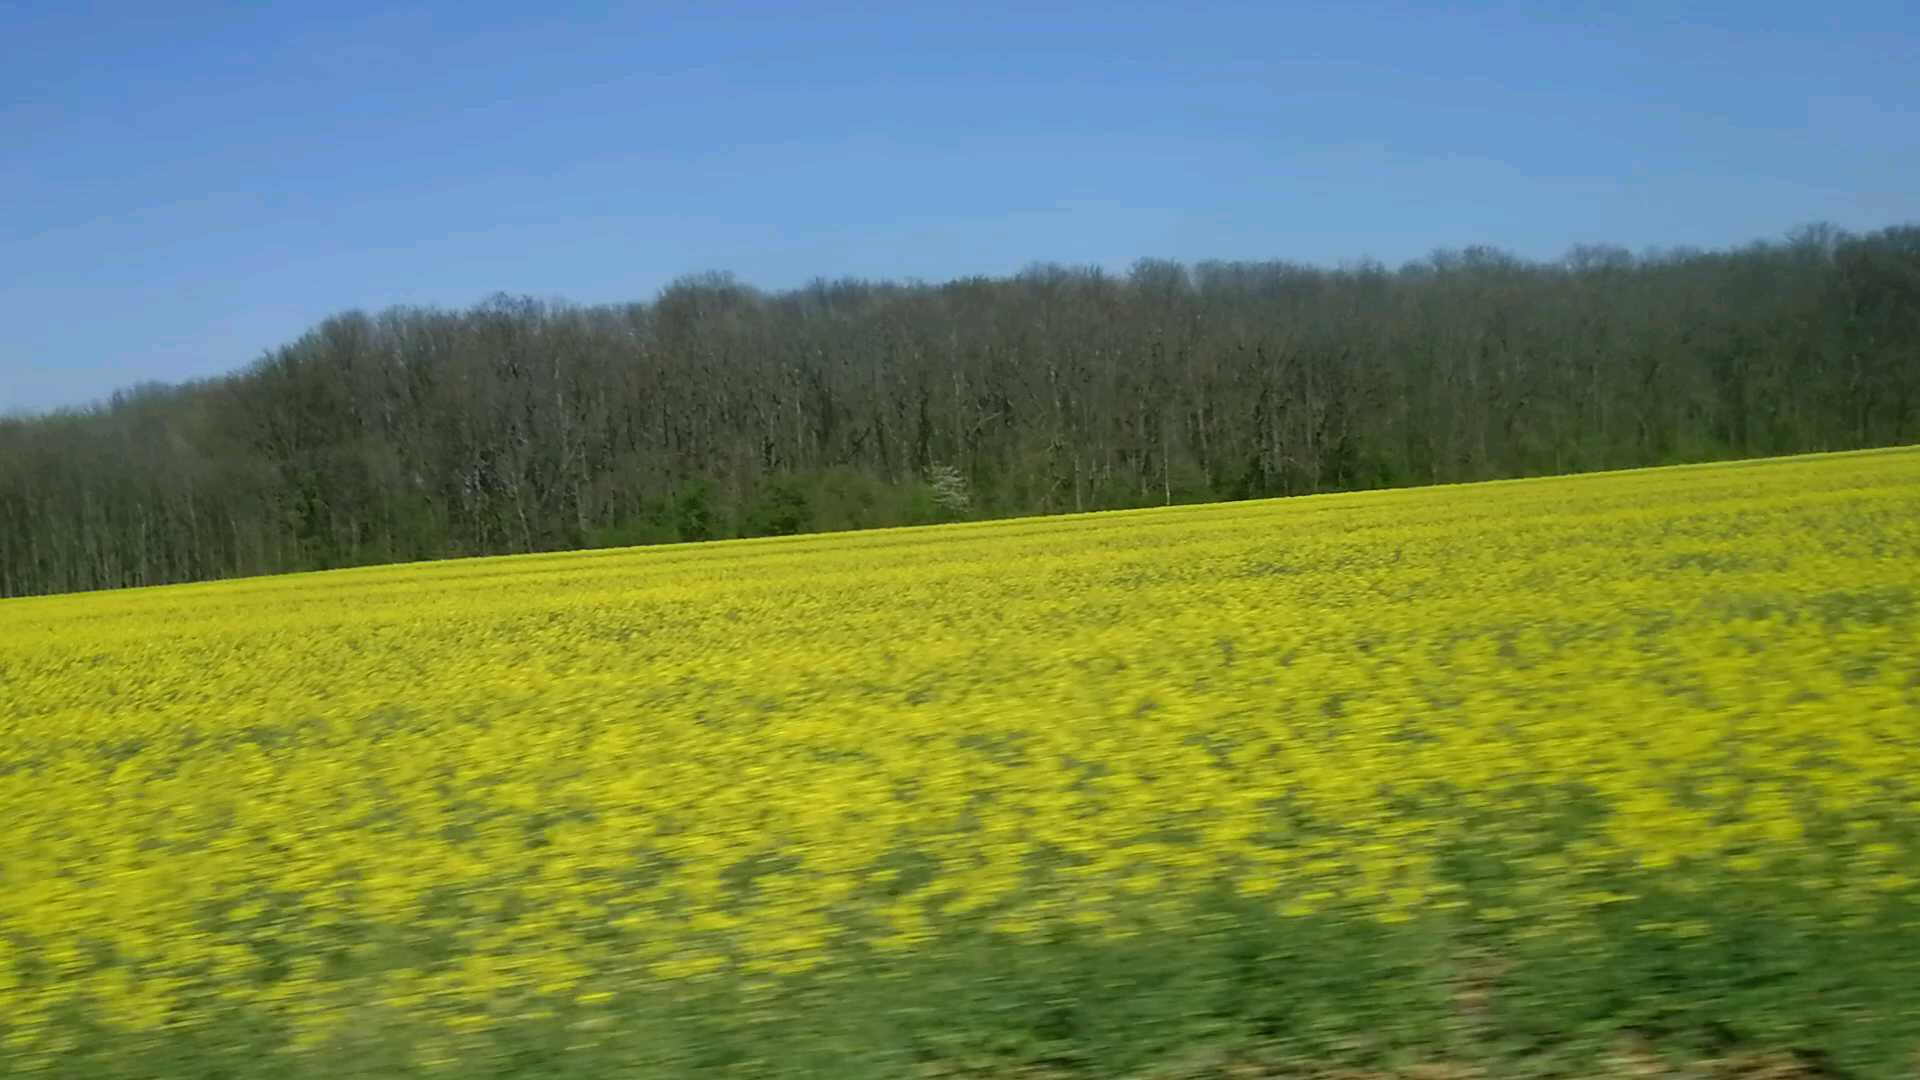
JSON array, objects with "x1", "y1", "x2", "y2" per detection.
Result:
[{"x1": 3, "y1": 448, "x2": 1918, "y2": 1078}]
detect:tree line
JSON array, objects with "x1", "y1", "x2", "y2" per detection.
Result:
[{"x1": 3, "y1": 223, "x2": 1916, "y2": 598}]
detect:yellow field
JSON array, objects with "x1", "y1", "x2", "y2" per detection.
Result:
[{"x1": 3, "y1": 447, "x2": 1919, "y2": 1076}]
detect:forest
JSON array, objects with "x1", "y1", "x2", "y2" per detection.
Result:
[{"x1": 2, "y1": 223, "x2": 1916, "y2": 599}]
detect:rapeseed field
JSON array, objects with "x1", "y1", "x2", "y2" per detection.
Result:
[{"x1": 2, "y1": 447, "x2": 1918, "y2": 1078}]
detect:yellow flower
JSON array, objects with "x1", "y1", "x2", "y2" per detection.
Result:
[{"x1": 0, "y1": 446, "x2": 1916, "y2": 1061}]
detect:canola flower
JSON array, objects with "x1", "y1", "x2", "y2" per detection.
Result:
[{"x1": 1, "y1": 447, "x2": 1917, "y2": 1073}]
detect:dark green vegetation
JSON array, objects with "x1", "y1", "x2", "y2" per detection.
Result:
[
  {"x1": 25, "y1": 888, "x2": 1920, "y2": 1079},
  {"x1": 4, "y1": 223, "x2": 1917, "y2": 598}
]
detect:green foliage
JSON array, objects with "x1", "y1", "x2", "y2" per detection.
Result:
[
  {"x1": 740, "y1": 475, "x2": 815, "y2": 537},
  {"x1": 673, "y1": 479, "x2": 719, "y2": 542},
  {"x1": 583, "y1": 513, "x2": 680, "y2": 550}
]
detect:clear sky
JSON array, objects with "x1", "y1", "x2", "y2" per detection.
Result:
[{"x1": 4, "y1": 1, "x2": 1916, "y2": 413}]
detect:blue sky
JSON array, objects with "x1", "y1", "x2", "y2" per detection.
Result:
[{"x1": 4, "y1": 1, "x2": 1916, "y2": 413}]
